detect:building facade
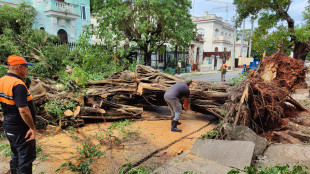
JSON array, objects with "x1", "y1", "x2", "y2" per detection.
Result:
[
  {"x1": 192, "y1": 12, "x2": 250, "y2": 69},
  {"x1": 188, "y1": 34, "x2": 204, "y2": 71},
  {"x1": 0, "y1": 0, "x2": 91, "y2": 43}
]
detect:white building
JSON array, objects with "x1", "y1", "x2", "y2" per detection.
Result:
[{"x1": 191, "y1": 12, "x2": 250, "y2": 69}]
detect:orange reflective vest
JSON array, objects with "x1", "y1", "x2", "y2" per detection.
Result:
[
  {"x1": 221, "y1": 64, "x2": 227, "y2": 71},
  {"x1": 0, "y1": 73, "x2": 34, "y2": 132},
  {"x1": 0, "y1": 75, "x2": 32, "y2": 105}
]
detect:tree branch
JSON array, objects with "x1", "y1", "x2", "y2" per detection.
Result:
[
  {"x1": 285, "y1": 0, "x2": 291, "y2": 12},
  {"x1": 276, "y1": 3, "x2": 295, "y2": 41}
]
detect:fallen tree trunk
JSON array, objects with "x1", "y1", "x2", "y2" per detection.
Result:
[{"x1": 82, "y1": 96, "x2": 143, "y2": 119}]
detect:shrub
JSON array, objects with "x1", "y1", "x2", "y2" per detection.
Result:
[
  {"x1": 230, "y1": 72, "x2": 248, "y2": 86},
  {"x1": 228, "y1": 164, "x2": 308, "y2": 174}
]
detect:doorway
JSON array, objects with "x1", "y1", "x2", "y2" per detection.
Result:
[{"x1": 57, "y1": 29, "x2": 68, "y2": 44}]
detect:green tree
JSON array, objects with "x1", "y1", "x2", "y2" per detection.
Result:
[
  {"x1": 0, "y1": 3, "x2": 79, "y2": 78},
  {"x1": 91, "y1": 0, "x2": 196, "y2": 66},
  {"x1": 252, "y1": 25, "x2": 293, "y2": 58},
  {"x1": 0, "y1": 3, "x2": 36, "y2": 61},
  {"x1": 234, "y1": 0, "x2": 310, "y2": 60}
]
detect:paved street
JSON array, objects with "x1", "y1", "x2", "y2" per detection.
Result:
[{"x1": 177, "y1": 69, "x2": 243, "y2": 82}]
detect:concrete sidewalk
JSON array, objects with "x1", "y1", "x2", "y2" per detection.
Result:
[
  {"x1": 154, "y1": 139, "x2": 253, "y2": 174},
  {"x1": 175, "y1": 69, "x2": 244, "y2": 78}
]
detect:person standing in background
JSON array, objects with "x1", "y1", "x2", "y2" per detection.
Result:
[
  {"x1": 177, "y1": 60, "x2": 182, "y2": 74},
  {"x1": 221, "y1": 60, "x2": 227, "y2": 82}
]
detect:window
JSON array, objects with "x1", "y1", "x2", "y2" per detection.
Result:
[{"x1": 81, "y1": 5, "x2": 86, "y2": 20}]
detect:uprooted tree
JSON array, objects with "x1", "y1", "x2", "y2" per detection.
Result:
[{"x1": 221, "y1": 53, "x2": 308, "y2": 135}]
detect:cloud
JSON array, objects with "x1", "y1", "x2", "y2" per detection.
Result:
[{"x1": 191, "y1": 0, "x2": 308, "y2": 28}]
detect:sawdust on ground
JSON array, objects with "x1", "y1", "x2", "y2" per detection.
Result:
[{"x1": 0, "y1": 109, "x2": 216, "y2": 174}]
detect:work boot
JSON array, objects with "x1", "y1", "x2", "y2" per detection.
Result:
[
  {"x1": 171, "y1": 120, "x2": 182, "y2": 132},
  {"x1": 176, "y1": 121, "x2": 181, "y2": 125}
]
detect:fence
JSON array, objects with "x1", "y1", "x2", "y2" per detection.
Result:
[
  {"x1": 54, "y1": 42, "x2": 189, "y2": 70},
  {"x1": 54, "y1": 42, "x2": 89, "y2": 51}
]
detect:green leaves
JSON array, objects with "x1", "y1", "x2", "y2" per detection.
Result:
[
  {"x1": 0, "y1": 143, "x2": 12, "y2": 158},
  {"x1": 228, "y1": 164, "x2": 309, "y2": 174},
  {"x1": 91, "y1": 0, "x2": 195, "y2": 65},
  {"x1": 234, "y1": 0, "x2": 310, "y2": 60},
  {"x1": 0, "y1": 3, "x2": 37, "y2": 61}
]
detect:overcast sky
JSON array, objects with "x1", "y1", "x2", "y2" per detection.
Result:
[{"x1": 190, "y1": 0, "x2": 309, "y2": 30}]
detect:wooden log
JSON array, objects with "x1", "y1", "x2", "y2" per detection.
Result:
[
  {"x1": 273, "y1": 131, "x2": 303, "y2": 144},
  {"x1": 288, "y1": 130, "x2": 310, "y2": 142},
  {"x1": 136, "y1": 65, "x2": 180, "y2": 82},
  {"x1": 32, "y1": 93, "x2": 49, "y2": 105},
  {"x1": 190, "y1": 99, "x2": 222, "y2": 106},
  {"x1": 85, "y1": 97, "x2": 102, "y2": 108},
  {"x1": 92, "y1": 99, "x2": 143, "y2": 117},
  {"x1": 61, "y1": 119, "x2": 84, "y2": 128},
  {"x1": 85, "y1": 79, "x2": 135, "y2": 86},
  {"x1": 80, "y1": 107, "x2": 106, "y2": 116},
  {"x1": 64, "y1": 110, "x2": 73, "y2": 117},
  {"x1": 190, "y1": 90, "x2": 228, "y2": 103},
  {"x1": 73, "y1": 106, "x2": 80, "y2": 117},
  {"x1": 29, "y1": 82, "x2": 49, "y2": 106},
  {"x1": 79, "y1": 115, "x2": 140, "y2": 120},
  {"x1": 85, "y1": 84, "x2": 137, "y2": 96},
  {"x1": 30, "y1": 81, "x2": 46, "y2": 95},
  {"x1": 235, "y1": 83, "x2": 249, "y2": 124},
  {"x1": 137, "y1": 83, "x2": 168, "y2": 95},
  {"x1": 190, "y1": 103, "x2": 222, "y2": 117},
  {"x1": 192, "y1": 81, "x2": 230, "y2": 92}
]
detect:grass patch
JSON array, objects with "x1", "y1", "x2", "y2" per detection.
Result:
[{"x1": 228, "y1": 164, "x2": 308, "y2": 174}]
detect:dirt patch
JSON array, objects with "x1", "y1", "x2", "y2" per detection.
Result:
[{"x1": 0, "y1": 109, "x2": 216, "y2": 174}]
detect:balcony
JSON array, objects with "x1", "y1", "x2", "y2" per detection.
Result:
[
  {"x1": 195, "y1": 34, "x2": 204, "y2": 41},
  {"x1": 45, "y1": 0, "x2": 80, "y2": 19}
]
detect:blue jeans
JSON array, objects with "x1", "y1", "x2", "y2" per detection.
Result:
[{"x1": 5, "y1": 130, "x2": 36, "y2": 173}]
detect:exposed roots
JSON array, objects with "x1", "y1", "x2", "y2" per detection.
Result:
[{"x1": 223, "y1": 53, "x2": 308, "y2": 134}]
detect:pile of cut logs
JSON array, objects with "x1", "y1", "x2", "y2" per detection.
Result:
[{"x1": 27, "y1": 64, "x2": 230, "y2": 128}]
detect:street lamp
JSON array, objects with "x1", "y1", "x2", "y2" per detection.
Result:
[
  {"x1": 231, "y1": 12, "x2": 237, "y2": 71},
  {"x1": 248, "y1": 17, "x2": 254, "y2": 58}
]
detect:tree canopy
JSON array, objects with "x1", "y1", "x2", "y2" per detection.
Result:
[
  {"x1": 234, "y1": 0, "x2": 310, "y2": 60},
  {"x1": 91, "y1": 0, "x2": 196, "y2": 66},
  {"x1": 0, "y1": 3, "x2": 36, "y2": 61}
]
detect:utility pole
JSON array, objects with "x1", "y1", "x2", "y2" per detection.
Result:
[
  {"x1": 240, "y1": 19, "x2": 245, "y2": 57},
  {"x1": 231, "y1": 10, "x2": 237, "y2": 71},
  {"x1": 248, "y1": 18, "x2": 254, "y2": 58}
]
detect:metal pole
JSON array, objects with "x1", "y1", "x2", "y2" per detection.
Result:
[
  {"x1": 231, "y1": 10, "x2": 237, "y2": 71},
  {"x1": 240, "y1": 19, "x2": 245, "y2": 57},
  {"x1": 248, "y1": 18, "x2": 254, "y2": 58}
]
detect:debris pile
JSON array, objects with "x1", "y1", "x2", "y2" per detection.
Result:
[
  {"x1": 221, "y1": 53, "x2": 308, "y2": 136},
  {"x1": 1, "y1": 53, "x2": 308, "y2": 145},
  {"x1": 1, "y1": 65, "x2": 228, "y2": 130}
]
